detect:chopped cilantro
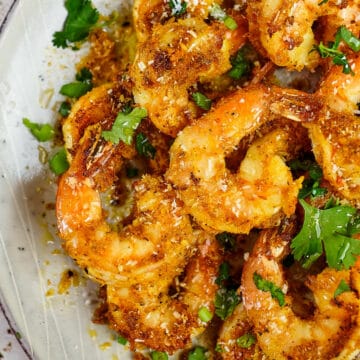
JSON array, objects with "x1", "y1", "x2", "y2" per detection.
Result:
[
  {"x1": 312, "y1": 26, "x2": 360, "y2": 75},
  {"x1": 126, "y1": 166, "x2": 139, "y2": 178},
  {"x1": 188, "y1": 346, "x2": 207, "y2": 360},
  {"x1": 253, "y1": 272, "x2": 285, "y2": 307},
  {"x1": 228, "y1": 46, "x2": 252, "y2": 80},
  {"x1": 215, "y1": 262, "x2": 231, "y2": 286},
  {"x1": 59, "y1": 101, "x2": 72, "y2": 117},
  {"x1": 102, "y1": 107, "x2": 147, "y2": 145},
  {"x1": 117, "y1": 335, "x2": 128, "y2": 345},
  {"x1": 334, "y1": 279, "x2": 351, "y2": 298},
  {"x1": 169, "y1": 0, "x2": 187, "y2": 16},
  {"x1": 75, "y1": 67, "x2": 93, "y2": 82},
  {"x1": 291, "y1": 199, "x2": 360, "y2": 270},
  {"x1": 23, "y1": 118, "x2": 55, "y2": 142},
  {"x1": 236, "y1": 333, "x2": 256, "y2": 348},
  {"x1": 214, "y1": 287, "x2": 240, "y2": 320},
  {"x1": 210, "y1": 4, "x2": 237, "y2": 30},
  {"x1": 150, "y1": 351, "x2": 168, "y2": 360},
  {"x1": 52, "y1": 0, "x2": 100, "y2": 48},
  {"x1": 198, "y1": 306, "x2": 213, "y2": 323},
  {"x1": 135, "y1": 133, "x2": 156, "y2": 159},
  {"x1": 215, "y1": 343, "x2": 224, "y2": 352},
  {"x1": 318, "y1": 0, "x2": 328, "y2": 4},
  {"x1": 192, "y1": 92, "x2": 212, "y2": 111},
  {"x1": 49, "y1": 148, "x2": 70, "y2": 175},
  {"x1": 60, "y1": 67, "x2": 93, "y2": 98},
  {"x1": 216, "y1": 232, "x2": 236, "y2": 251},
  {"x1": 288, "y1": 158, "x2": 327, "y2": 198},
  {"x1": 223, "y1": 16, "x2": 238, "y2": 31}
]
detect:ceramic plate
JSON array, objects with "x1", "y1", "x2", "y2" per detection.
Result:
[{"x1": 0, "y1": 1, "x2": 133, "y2": 359}]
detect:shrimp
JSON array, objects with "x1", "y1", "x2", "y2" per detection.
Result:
[
  {"x1": 246, "y1": 0, "x2": 358, "y2": 70},
  {"x1": 130, "y1": 14, "x2": 248, "y2": 136},
  {"x1": 107, "y1": 233, "x2": 222, "y2": 353},
  {"x1": 299, "y1": 56, "x2": 360, "y2": 205},
  {"x1": 56, "y1": 112, "x2": 223, "y2": 351},
  {"x1": 133, "y1": 0, "x2": 224, "y2": 42},
  {"x1": 241, "y1": 219, "x2": 360, "y2": 360},
  {"x1": 165, "y1": 85, "x2": 320, "y2": 234}
]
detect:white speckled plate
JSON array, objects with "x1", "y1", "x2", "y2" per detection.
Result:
[{"x1": 0, "y1": 1, "x2": 133, "y2": 359}]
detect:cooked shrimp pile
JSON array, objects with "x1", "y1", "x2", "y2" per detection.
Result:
[{"x1": 55, "y1": 0, "x2": 360, "y2": 358}]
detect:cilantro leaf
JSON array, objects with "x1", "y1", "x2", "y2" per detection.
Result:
[
  {"x1": 291, "y1": 199, "x2": 360, "y2": 270},
  {"x1": 135, "y1": 133, "x2": 156, "y2": 159},
  {"x1": 192, "y1": 92, "x2": 212, "y2": 111},
  {"x1": 334, "y1": 279, "x2": 351, "y2": 298},
  {"x1": 215, "y1": 262, "x2": 230, "y2": 286},
  {"x1": 188, "y1": 346, "x2": 207, "y2": 360},
  {"x1": 23, "y1": 118, "x2": 55, "y2": 142},
  {"x1": 288, "y1": 159, "x2": 327, "y2": 198},
  {"x1": 150, "y1": 351, "x2": 168, "y2": 360},
  {"x1": 210, "y1": 4, "x2": 237, "y2": 30},
  {"x1": 253, "y1": 272, "x2": 285, "y2": 307},
  {"x1": 169, "y1": 0, "x2": 187, "y2": 16},
  {"x1": 102, "y1": 107, "x2": 147, "y2": 145},
  {"x1": 228, "y1": 46, "x2": 252, "y2": 80},
  {"x1": 214, "y1": 287, "x2": 240, "y2": 320},
  {"x1": 236, "y1": 333, "x2": 256, "y2": 348},
  {"x1": 312, "y1": 26, "x2": 360, "y2": 75},
  {"x1": 216, "y1": 232, "x2": 236, "y2": 251},
  {"x1": 52, "y1": 0, "x2": 100, "y2": 48}
]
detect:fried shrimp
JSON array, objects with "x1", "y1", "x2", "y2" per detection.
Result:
[
  {"x1": 107, "y1": 233, "x2": 222, "y2": 353},
  {"x1": 166, "y1": 85, "x2": 319, "y2": 234},
  {"x1": 246, "y1": 0, "x2": 356, "y2": 70},
  {"x1": 241, "y1": 220, "x2": 360, "y2": 360},
  {"x1": 57, "y1": 119, "x2": 222, "y2": 350},
  {"x1": 130, "y1": 15, "x2": 247, "y2": 136},
  {"x1": 299, "y1": 56, "x2": 360, "y2": 205},
  {"x1": 56, "y1": 134, "x2": 196, "y2": 288}
]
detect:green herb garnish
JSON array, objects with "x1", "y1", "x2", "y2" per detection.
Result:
[
  {"x1": 291, "y1": 199, "x2": 360, "y2": 270},
  {"x1": 60, "y1": 67, "x2": 93, "y2": 98},
  {"x1": 23, "y1": 118, "x2": 55, "y2": 142},
  {"x1": 312, "y1": 26, "x2": 360, "y2": 74},
  {"x1": 214, "y1": 288, "x2": 240, "y2": 320},
  {"x1": 117, "y1": 335, "x2": 128, "y2": 345},
  {"x1": 150, "y1": 351, "x2": 168, "y2": 360},
  {"x1": 216, "y1": 232, "x2": 236, "y2": 251},
  {"x1": 210, "y1": 4, "x2": 237, "y2": 30},
  {"x1": 188, "y1": 346, "x2": 207, "y2": 360},
  {"x1": 236, "y1": 333, "x2": 256, "y2": 348},
  {"x1": 102, "y1": 107, "x2": 147, "y2": 145},
  {"x1": 198, "y1": 306, "x2": 213, "y2": 323},
  {"x1": 169, "y1": 0, "x2": 187, "y2": 16},
  {"x1": 228, "y1": 47, "x2": 252, "y2": 80},
  {"x1": 253, "y1": 272, "x2": 285, "y2": 307},
  {"x1": 135, "y1": 133, "x2": 156, "y2": 159},
  {"x1": 288, "y1": 159, "x2": 327, "y2": 198},
  {"x1": 49, "y1": 148, "x2": 70, "y2": 175},
  {"x1": 52, "y1": 0, "x2": 100, "y2": 48},
  {"x1": 59, "y1": 101, "x2": 72, "y2": 117},
  {"x1": 192, "y1": 92, "x2": 212, "y2": 111},
  {"x1": 334, "y1": 279, "x2": 351, "y2": 298},
  {"x1": 215, "y1": 262, "x2": 231, "y2": 286}
]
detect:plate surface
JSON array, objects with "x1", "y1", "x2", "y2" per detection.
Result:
[{"x1": 0, "y1": 1, "x2": 133, "y2": 359}]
